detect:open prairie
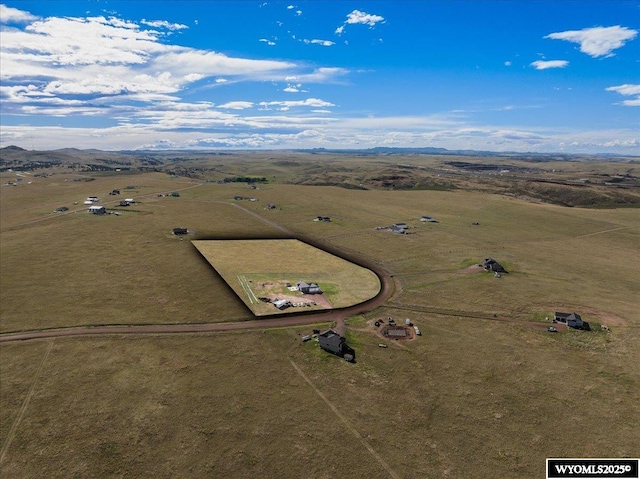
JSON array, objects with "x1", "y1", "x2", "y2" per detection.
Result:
[{"x1": 1, "y1": 151, "x2": 639, "y2": 478}]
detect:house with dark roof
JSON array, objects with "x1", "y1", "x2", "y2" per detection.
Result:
[
  {"x1": 483, "y1": 258, "x2": 507, "y2": 273},
  {"x1": 297, "y1": 281, "x2": 323, "y2": 294},
  {"x1": 554, "y1": 312, "x2": 590, "y2": 330},
  {"x1": 318, "y1": 330, "x2": 355, "y2": 361}
]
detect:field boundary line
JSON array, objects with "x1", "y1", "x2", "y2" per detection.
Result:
[
  {"x1": 0, "y1": 340, "x2": 53, "y2": 465},
  {"x1": 290, "y1": 360, "x2": 401, "y2": 479},
  {"x1": 237, "y1": 275, "x2": 257, "y2": 304}
]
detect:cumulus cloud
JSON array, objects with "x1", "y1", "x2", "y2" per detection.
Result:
[
  {"x1": 0, "y1": 4, "x2": 39, "y2": 23},
  {"x1": 259, "y1": 38, "x2": 276, "y2": 46},
  {"x1": 531, "y1": 60, "x2": 568, "y2": 70},
  {"x1": 336, "y1": 9, "x2": 384, "y2": 36},
  {"x1": 545, "y1": 26, "x2": 638, "y2": 58},
  {"x1": 345, "y1": 10, "x2": 385, "y2": 27},
  {"x1": 606, "y1": 84, "x2": 640, "y2": 106}
]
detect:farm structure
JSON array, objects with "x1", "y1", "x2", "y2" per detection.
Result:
[
  {"x1": 318, "y1": 330, "x2": 355, "y2": 362},
  {"x1": 554, "y1": 311, "x2": 591, "y2": 330},
  {"x1": 88, "y1": 206, "x2": 106, "y2": 215},
  {"x1": 391, "y1": 223, "x2": 408, "y2": 234},
  {"x1": 483, "y1": 258, "x2": 507, "y2": 273},
  {"x1": 297, "y1": 281, "x2": 322, "y2": 294}
]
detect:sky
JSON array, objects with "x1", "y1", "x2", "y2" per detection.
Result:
[{"x1": 0, "y1": 1, "x2": 639, "y2": 154}]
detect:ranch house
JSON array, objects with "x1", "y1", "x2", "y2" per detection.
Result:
[{"x1": 318, "y1": 330, "x2": 355, "y2": 361}]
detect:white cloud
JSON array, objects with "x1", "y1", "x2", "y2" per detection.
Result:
[
  {"x1": 303, "y1": 39, "x2": 335, "y2": 47},
  {"x1": 545, "y1": 26, "x2": 638, "y2": 58},
  {"x1": 287, "y1": 5, "x2": 294, "y2": 9},
  {"x1": 140, "y1": 19, "x2": 188, "y2": 31},
  {"x1": 606, "y1": 84, "x2": 640, "y2": 96},
  {"x1": 259, "y1": 98, "x2": 335, "y2": 110},
  {"x1": 218, "y1": 101, "x2": 254, "y2": 110},
  {"x1": 0, "y1": 4, "x2": 39, "y2": 23},
  {"x1": 606, "y1": 84, "x2": 640, "y2": 106},
  {"x1": 336, "y1": 9, "x2": 384, "y2": 36},
  {"x1": 531, "y1": 60, "x2": 568, "y2": 70},
  {"x1": 345, "y1": 10, "x2": 385, "y2": 27},
  {"x1": 259, "y1": 38, "x2": 276, "y2": 46},
  {"x1": 504, "y1": 61, "x2": 512, "y2": 66}
]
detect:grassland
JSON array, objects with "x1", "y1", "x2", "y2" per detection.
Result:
[
  {"x1": 1, "y1": 151, "x2": 639, "y2": 478},
  {"x1": 193, "y1": 239, "x2": 381, "y2": 315}
]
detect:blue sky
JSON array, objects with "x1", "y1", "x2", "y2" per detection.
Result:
[{"x1": 1, "y1": 1, "x2": 638, "y2": 153}]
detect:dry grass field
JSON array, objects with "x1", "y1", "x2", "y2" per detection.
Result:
[
  {"x1": 1, "y1": 153, "x2": 639, "y2": 478},
  {"x1": 193, "y1": 239, "x2": 381, "y2": 315}
]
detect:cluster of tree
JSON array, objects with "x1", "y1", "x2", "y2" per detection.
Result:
[{"x1": 223, "y1": 176, "x2": 268, "y2": 183}]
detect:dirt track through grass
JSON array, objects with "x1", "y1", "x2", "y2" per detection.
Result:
[
  {"x1": 290, "y1": 360, "x2": 401, "y2": 479},
  {"x1": 0, "y1": 341, "x2": 53, "y2": 465}
]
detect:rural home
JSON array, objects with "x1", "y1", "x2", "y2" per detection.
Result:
[
  {"x1": 554, "y1": 312, "x2": 590, "y2": 330},
  {"x1": 297, "y1": 281, "x2": 323, "y2": 294},
  {"x1": 88, "y1": 205, "x2": 106, "y2": 215},
  {"x1": 318, "y1": 330, "x2": 355, "y2": 361},
  {"x1": 483, "y1": 258, "x2": 507, "y2": 273},
  {"x1": 420, "y1": 216, "x2": 438, "y2": 222},
  {"x1": 391, "y1": 223, "x2": 408, "y2": 234}
]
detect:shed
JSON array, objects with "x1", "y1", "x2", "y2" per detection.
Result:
[
  {"x1": 391, "y1": 224, "x2": 407, "y2": 234},
  {"x1": 173, "y1": 227, "x2": 188, "y2": 235},
  {"x1": 297, "y1": 281, "x2": 323, "y2": 294},
  {"x1": 88, "y1": 205, "x2": 106, "y2": 215},
  {"x1": 273, "y1": 299, "x2": 292, "y2": 310}
]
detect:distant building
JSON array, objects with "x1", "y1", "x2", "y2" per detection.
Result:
[
  {"x1": 173, "y1": 227, "x2": 188, "y2": 235},
  {"x1": 297, "y1": 281, "x2": 323, "y2": 294},
  {"x1": 273, "y1": 299, "x2": 292, "y2": 310},
  {"x1": 483, "y1": 258, "x2": 507, "y2": 273},
  {"x1": 554, "y1": 312, "x2": 590, "y2": 330},
  {"x1": 318, "y1": 330, "x2": 355, "y2": 361},
  {"x1": 391, "y1": 224, "x2": 407, "y2": 234},
  {"x1": 88, "y1": 205, "x2": 106, "y2": 215},
  {"x1": 420, "y1": 216, "x2": 438, "y2": 222}
]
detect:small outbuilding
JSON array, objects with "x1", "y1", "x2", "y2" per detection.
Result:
[
  {"x1": 391, "y1": 224, "x2": 408, "y2": 234},
  {"x1": 88, "y1": 205, "x2": 106, "y2": 215},
  {"x1": 173, "y1": 227, "x2": 188, "y2": 235},
  {"x1": 273, "y1": 299, "x2": 292, "y2": 310},
  {"x1": 297, "y1": 281, "x2": 323, "y2": 294},
  {"x1": 420, "y1": 216, "x2": 438, "y2": 223}
]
